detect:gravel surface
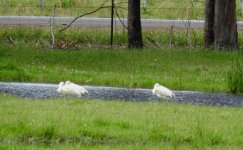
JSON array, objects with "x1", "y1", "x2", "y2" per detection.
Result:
[{"x1": 0, "y1": 82, "x2": 243, "y2": 107}]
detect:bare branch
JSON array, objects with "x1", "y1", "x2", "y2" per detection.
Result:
[
  {"x1": 50, "y1": 5, "x2": 57, "y2": 48},
  {"x1": 115, "y1": 1, "x2": 128, "y2": 5},
  {"x1": 115, "y1": 8, "x2": 128, "y2": 30},
  {"x1": 115, "y1": 6, "x2": 128, "y2": 10},
  {"x1": 59, "y1": 0, "x2": 127, "y2": 32},
  {"x1": 146, "y1": 36, "x2": 160, "y2": 48},
  {"x1": 59, "y1": 1, "x2": 109, "y2": 32},
  {"x1": 169, "y1": 26, "x2": 174, "y2": 48},
  {"x1": 6, "y1": 36, "x2": 14, "y2": 44}
]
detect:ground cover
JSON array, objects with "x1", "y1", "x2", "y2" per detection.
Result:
[{"x1": 0, "y1": 94, "x2": 243, "y2": 149}]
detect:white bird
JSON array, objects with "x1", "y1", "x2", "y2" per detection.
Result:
[
  {"x1": 57, "y1": 81, "x2": 65, "y2": 93},
  {"x1": 57, "y1": 81, "x2": 88, "y2": 98},
  {"x1": 152, "y1": 83, "x2": 176, "y2": 99},
  {"x1": 65, "y1": 81, "x2": 89, "y2": 95}
]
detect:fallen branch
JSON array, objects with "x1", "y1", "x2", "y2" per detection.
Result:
[
  {"x1": 169, "y1": 25, "x2": 174, "y2": 48},
  {"x1": 146, "y1": 36, "x2": 160, "y2": 48},
  {"x1": 6, "y1": 36, "x2": 14, "y2": 44}
]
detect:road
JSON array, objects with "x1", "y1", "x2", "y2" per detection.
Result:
[
  {"x1": 1, "y1": 16, "x2": 243, "y2": 29},
  {"x1": 1, "y1": 82, "x2": 243, "y2": 107}
]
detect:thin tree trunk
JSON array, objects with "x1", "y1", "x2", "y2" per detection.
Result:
[
  {"x1": 128, "y1": 0, "x2": 143, "y2": 48},
  {"x1": 142, "y1": 0, "x2": 147, "y2": 7},
  {"x1": 204, "y1": 0, "x2": 215, "y2": 47},
  {"x1": 241, "y1": 0, "x2": 243, "y2": 16},
  {"x1": 39, "y1": 0, "x2": 45, "y2": 8},
  {"x1": 214, "y1": 0, "x2": 238, "y2": 50}
]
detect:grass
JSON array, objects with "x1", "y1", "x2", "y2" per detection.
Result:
[
  {"x1": 0, "y1": 0, "x2": 205, "y2": 19},
  {"x1": 0, "y1": 27, "x2": 206, "y2": 49},
  {"x1": 0, "y1": 44, "x2": 242, "y2": 92},
  {"x1": 228, "y1": 58, "x2": 243, "y2": 93},
  {"x1": 1, "y1": 0, "x2": 243, "y2": 20},
  {"x1": 0, "y1": 27, "x2": 243, "y2": 93},
  {"x1": 0, "y1": 94, "x2": 243, "y2": 149},
  {"x1": 0, "y1": 45, "x2": 242, "y2": 93},
  {"x1": 1, "y1": 3, "x2": 243, "y2": 149}
]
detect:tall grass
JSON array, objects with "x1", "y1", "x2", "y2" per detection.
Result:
[
  {"x1": 0, "y1": 27, "x2": 205, "y2": 49},
  {"x1": 0, "y1": 0, "x2": 205, "y2": 19},
  {"x1": 1, "y1": 0, "x2": 243, "y2": 20},
  {"x1": 0, "y1": 94, "x2": 243, "y2": 149},
  {"x1": 228, "y1": 58, "x2": 243, "y2": 93}
]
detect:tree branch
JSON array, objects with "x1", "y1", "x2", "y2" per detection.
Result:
[
  {"x1": 59, "y1": 1, "x2": 128, "y2": 32},
  {"x1": 115, "y1": 8, "x2": 128, "y2": 30},
  {"x1": 59, "y1": 1, "x2": 110, "y2": 32}
]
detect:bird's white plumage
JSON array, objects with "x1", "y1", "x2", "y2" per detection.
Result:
[
  {"x1": 152, "y1": 83, "x2": 175, "y2": 99},
  {"x1": 65, "y1": 81, "x2": 89, "y2": 95},
  {"x1": 57, "y1": 81, "x2": 88, "y2": 97},
  {"x1": 57, "y1": 82, "x2": 65, "y2": 93}
]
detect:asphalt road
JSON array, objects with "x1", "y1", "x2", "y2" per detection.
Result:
[
  {"x1": 0, "y1": 82, "x2": 243, "y2": 107},
  {"x1": 1, "y1": 16, "x2": 243, "y2": 29}
]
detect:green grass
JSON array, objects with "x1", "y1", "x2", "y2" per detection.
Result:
[
  {"x1": 0, "y1": 27, "x2": 206, "y2": 48},
  {"x1": 0, "y1": 94, "x2": 243, "y2": 149},
  {"x1": 0, "y1": 37, "x2": 243, "y2": 93},
  {"x1": 1, "y1": 0, "x2": 243, "y2": 20},
  {"x1": 228, "y1": 58, "x2": 243, "y2": 93},
  {"x1": 0, "y1": 27, "x2": 243, "y2": 93},
  {"x1": 0, "y1": 0, "x2": 204, "y2": 19}
]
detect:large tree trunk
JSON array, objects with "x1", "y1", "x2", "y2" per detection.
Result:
[
  {"x1": 128, "y1": 0, "x2": 143, "y2": 48},
  {"x1": 204, "y1": 0, "x2": 215, "y2": 47},
  {"x1": 214, "y1": 0, "x2": 238, "y2": 50}
]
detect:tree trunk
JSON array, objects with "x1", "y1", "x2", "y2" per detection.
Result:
[
  {"x1": 128, "y1": 0, "x2": 143, "y2": 48},
  {"x1": 204, "y1": 0, "x2": 215, "y2": 47},
  {"x1": 214, "y1": 0, "x2": 238, "y2": 50},
  {"x1": 39, "y1": 0, "x2": 45, "y2": 8},
  {"x1": 142, "y1": 0, "x2": 147, "y2": 7},
  {"x1": 241, "y1": 0, "x2": 243, "y2": 16}
]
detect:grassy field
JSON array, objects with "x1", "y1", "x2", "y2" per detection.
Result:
[
  {"x1": 1, "y1": 2, "x2": 243, "y2": 149},
  {"x1": 0, "y1": 0, "x2": 205, "y2": 19},
  {"x1": 1, "y1": 0, "x2": 243, "y2": 20},
  {"x1": 0, "y1": 94, "x2": 243, "y2": 149},
  {"x1": 0, "y1": 46, "x2": 242, "y2": 92},
  {"x1": 0, "y1": 27, "x2": 207, "y2": 48},
  {"x1": 0, "y1": 27, "x2": 243, "y2": 93},
  {"x1": 1, "y1": 43, "x2": 243, "y2": 93}
]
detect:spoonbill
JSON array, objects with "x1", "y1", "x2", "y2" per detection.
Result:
[
  {"x1": 65, "y1": 81, "x2": 89, "y2": 95},
  {"x1": 57, "y1": 81, "x2": 65, "y2": 93},
  {"x1": 152, "y1": 83, "x2": 176, "y2": 99},
  {"x1": 57, "y1": 81, "x2": 88, "y2": 98}
]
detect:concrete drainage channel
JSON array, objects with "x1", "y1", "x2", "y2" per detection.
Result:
[{"x1": 0, "y1": 82, "x2": 243, "y2": 107}]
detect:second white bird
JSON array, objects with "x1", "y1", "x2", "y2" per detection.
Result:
[
  {"x1": 57, "y1": 81, "x2": 88, "y2": 98},
  {"x1": 152, "y1": 83, "x2": 176, "y2": 99}
]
